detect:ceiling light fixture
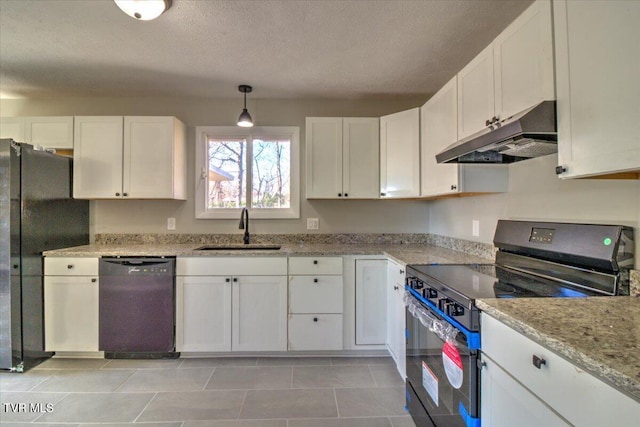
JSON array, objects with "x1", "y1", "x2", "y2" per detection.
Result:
[
  {"x1": 237, "y1": 85, "x2": 254, "y2": 128},
  {"x1": 114, "y1": 0, "x2": 172, "y2": 21}
]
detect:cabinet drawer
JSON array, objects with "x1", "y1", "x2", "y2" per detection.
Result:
[
  {"x1": 288, "y1": 256, "x2": 343, "y2": 275},
  {"x1": 45, "y1": 257, "x2": 99, "y2": 276},
  {"x1": 288, "y1": 314, "x2": 343, "y2": 350},
  {"x1": 289, "y1": 276, "x2": 343, "y2": 313},
  {"x1": 177, "y1": 257, "x2": 287, "y2": 276},
  {"x1": 481, "y1": 314, "x2": 640, "y2": 426}
]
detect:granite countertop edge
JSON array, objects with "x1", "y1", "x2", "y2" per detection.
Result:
[
  {"x1": 43, "y1": 243, "x2": 493, "y2": 265},
  {"x1": 477, "y1": 299, "x2": 640, "y2": 402}
]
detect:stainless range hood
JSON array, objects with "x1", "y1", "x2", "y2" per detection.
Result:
[{"x1": 436, "y1": 101, "x2": 557, "y2": 164}]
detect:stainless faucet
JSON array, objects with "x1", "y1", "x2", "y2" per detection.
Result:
[{"x1": 239, "y1": 208, "x2": 250, "y2": 244}]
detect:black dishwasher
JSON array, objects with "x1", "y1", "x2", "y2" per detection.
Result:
[{"x1": 99, "y1": 257, "x2": 178, "y2": 358}]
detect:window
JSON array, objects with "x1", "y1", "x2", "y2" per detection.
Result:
[{"x1": 195, "y1": 126, "x2": 300, "y2": 219}]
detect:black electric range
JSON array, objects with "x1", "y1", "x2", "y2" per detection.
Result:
[{"x1": 403, "y1": 220, "x2": 635, "y2": 427}]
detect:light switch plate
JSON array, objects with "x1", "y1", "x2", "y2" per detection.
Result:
[
  {"x1": 472, "y1": 220, "x2": 480, "y2": 237},
  {"x1": 307, "y1": 218, "x2": 319, "y2": 230},
  {"x1": 167, "y1": 217, "x2": 176, "y2": 230}
]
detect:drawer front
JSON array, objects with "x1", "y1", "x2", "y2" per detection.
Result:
[
  {"x1": 177, "y1": 257, "x2": 287, "y2": 276},
  {"x1": 289, "y1": 276, "x2": 343, "y2": 313},
  {"x1": 45, "y1": 257, "x2": 99, "y2": 276},
  {"x1": 481, "y1": 313, "x2": 640, "y2": 426},
  {"x1": 288, "y1": 256, "x2": 343, "y2": 275},
  {"x1": 288, "y1": 314, "x2": 343, "y2": 350}
]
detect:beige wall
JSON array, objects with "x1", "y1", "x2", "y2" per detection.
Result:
[
  {"x1": 0, "y1": 96, "x2": 431, "y2": 236},
  {"x1": 428, "y1": 154, "x2": 640, "y2": 264},
  {"x1": 3, "y1": 96, "x2": 638, "y2": 264}
]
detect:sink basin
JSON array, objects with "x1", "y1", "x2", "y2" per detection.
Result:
[{"x1": 194, "y1": 245, "x2": 282, "y2": 251}]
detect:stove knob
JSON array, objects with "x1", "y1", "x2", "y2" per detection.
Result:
[
  {"x1": 447, "y1": 303, "x2": 465, "y2": 317},
  {"x1": 414, "y1": 279, "x2": 424, "y2": 290},
  {"x1": 438, "y1": 298, "x2": 451, "y2": 312},
  {"x1": 426, "y1": 288, "x2": 438, "y2": 299}
]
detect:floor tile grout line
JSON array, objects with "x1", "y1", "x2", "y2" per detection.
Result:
[
  {"x1": 131, "y1": 391, "x2": 158, "y2": 423},
  {"x1": 202, "y1": 367, "x2": 216, "y2": 391},
  {"x1": 333, "y1": 387, "x2": 341, "y2": 418},
  {"x1": 368, "y1": 364, "x2": 380, "y2": 387},
  {"x1": 30, "y1": 391, "x2": 70, "y2": 423},
  {"x1": 112, "y1": 368, "x2": 138, "y2": 393},
  {"x1": 238, "y1": 389, "x2": 249, "y2": 420}
]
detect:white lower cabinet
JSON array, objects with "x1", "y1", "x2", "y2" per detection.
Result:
[
  {"x1": 481, "y1": 313, "x2": 640, "y2": 427},
  {"x1": 355, "y1": 259, "x2": 387, "y2": 345},
  {"x1": 232, "y1": 275, "x2": 288, "y2": 352},
  {"x1": 176, "y1": 257, "x2": 287, "y2": 352},
  {"x1": 176, "y1": 276, "x2": 232, "y2": 352},
  {"x1": 481, "y1": 355, "x2": 570, "y2": 427},
  {"x1": 44, "y1": 258, "x2": 99, "y2": 352},
  {"x1": 288, "y1": 257, "x2": 343, "y2": 351},
  {"x1": 386, "y1": 259, "x2": 406, "y2": 379},
  {"x1": 288, "y1": 314, "x2": 343, "y2": 350}
]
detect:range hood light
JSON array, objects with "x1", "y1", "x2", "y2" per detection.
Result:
[{"x1": 114, "y1": 0, "x2": 172, "y2": 21}]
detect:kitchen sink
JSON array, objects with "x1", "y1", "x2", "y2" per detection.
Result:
[{"x1": 194, "y1": 245, "x2": 282, "y2": 251}]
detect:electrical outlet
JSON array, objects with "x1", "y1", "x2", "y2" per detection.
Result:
[
  {"x1": 472, "y1": 220, "x2": 480, "y2": 237},
  {"x1": 167, "y1": 217, "x2": 176, "y2": 230},
  {"x1": 307, "y1": 218, "x2": 319, "y2": 230}
]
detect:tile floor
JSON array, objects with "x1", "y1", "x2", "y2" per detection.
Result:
[{"x1": 0, "y1": 356, "x2": 417, "y2": 427}]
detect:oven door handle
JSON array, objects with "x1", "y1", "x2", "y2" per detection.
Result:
[{"x1": 405, "y1": 292, "x2": 460, "y2": 344}]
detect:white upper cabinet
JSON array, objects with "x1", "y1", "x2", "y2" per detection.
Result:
[
  {"x1": 421, "y1": 77, "x2": 508, "y2": 198},
  {"x1": 457, "y1": 0, "x2": 554, "y2": 141},
  {"x1": 306, "y1": 117, "x2": 379, "y2": 199},
  {"x1": 342, "y1": 118, "x2": 380, "y2": 198},
  {"x1": 554, "y1": 0, "x2": 640, "y2": 179},
  {"x1": 457, "y1": 44, "x2": 495, "y2": 141},
  {"x1": 494, "y1": 0, "x2": 554, "y2": 122},
  {"x1": 73, "y1": 116, "x2": 186, "y2": 199},
  {"x1": 380, "y1": 108, "x2": 420, "y2": 198},
  {"x1": 1, "y1": 116, "x2": 74, "y2": 149}
]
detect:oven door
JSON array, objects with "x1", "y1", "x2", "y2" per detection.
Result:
[{"x1": 405, "y1": 295, "x2": 479, "y2": 427}]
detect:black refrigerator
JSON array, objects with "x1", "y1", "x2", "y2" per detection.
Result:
[{"x1": 0, "y1": 139, "x2": 89, "y2": 372}]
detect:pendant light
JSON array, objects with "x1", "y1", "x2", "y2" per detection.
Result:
[
  {"x1": 114, "y1": 0, "x2": 172, "y2": 21},
  {"x1": 237, "y1": 85, "x2": 254, "y2": 128}
]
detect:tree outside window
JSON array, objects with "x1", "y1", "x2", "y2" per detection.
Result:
[{"x1": 195, "y1": 126, "x2": 299, "y2": 219}]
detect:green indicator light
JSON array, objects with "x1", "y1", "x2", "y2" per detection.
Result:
[{"x1": 603, "y1": 238, "x2": 612, "y2": 246}]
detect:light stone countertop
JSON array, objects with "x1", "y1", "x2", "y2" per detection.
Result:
[
  {"x1": 477, "y1": 297, "x2": 640, "y2": 402},
  {"x1": 43, "y1": 242, "x2": 493, "y2": 266}
]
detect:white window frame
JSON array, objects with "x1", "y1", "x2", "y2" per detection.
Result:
[{"x1": 195, "y1": 126, "x2": 300, "y2": 219}]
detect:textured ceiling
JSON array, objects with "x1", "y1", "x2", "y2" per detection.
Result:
[{"x1": 0, "y1": 0, "x2": 532, "y2": 100}]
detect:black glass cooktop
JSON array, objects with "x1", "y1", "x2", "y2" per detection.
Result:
[{"x1": 408, "y1": 263, "x2": 599, "y2": 304}]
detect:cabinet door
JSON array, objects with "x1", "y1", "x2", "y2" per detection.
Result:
[
  {"x1": 25, "y1": 117, "x2": 74, "y2": 149},
  {"x1": 554, "y1": 0, "x2": 640, "y2": 178},
  {"x1": 420, "y1": 76, "x2": 460, "y2": 197},
  {"x1": 0, "y1": 117, "x2": 25, "y2": 141},
  {"x1": 380, "y1": 108, "x2": 420, "y2": 198},
  {"x1": 494, "y1": 0, "x2": 554, "y2": 121},
  {"x1": 305, "y1": 117, "x2": 343, "y2": 198},
  {"x1": 481, "y1": 355, "x2": 571, "y2": 427},
  {"x1": 124, "y1": 116, "x2": 180, "y2": 198},
  {"x1": 386, "y1": 260, "x2": 406, "y2": 379},
  {"x1": 73, "y1": 116, "x2": 124, "y2": 198},
  {"x1": 176, "y1": 276, "x2": 232, "y2": 352},
  {"x1": 457, "y1": 44, "x2": 495, "y2": 141},
  {"x1": 289, "y1": 276, "x2": 343, "y2": 314},
  {"x1": 288, "y1": 314, "x2": 343, "y2": 351},
  {"x1": 232, "y1": 276, "x2": 288, "y2": 351},
  {"x1": 355, "y1": 259, "x2": 387, "y2": 345},
  {"x1": 44, "y1": 276, "x2": 99, "y2": 351},
  {"x1": 343, "y1": 118, "x2": 379, "y2": 198}
]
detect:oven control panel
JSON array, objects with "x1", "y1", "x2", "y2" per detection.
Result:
[{"x1": 405, "y1": 274, "x2": 479, "y2": 331}]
